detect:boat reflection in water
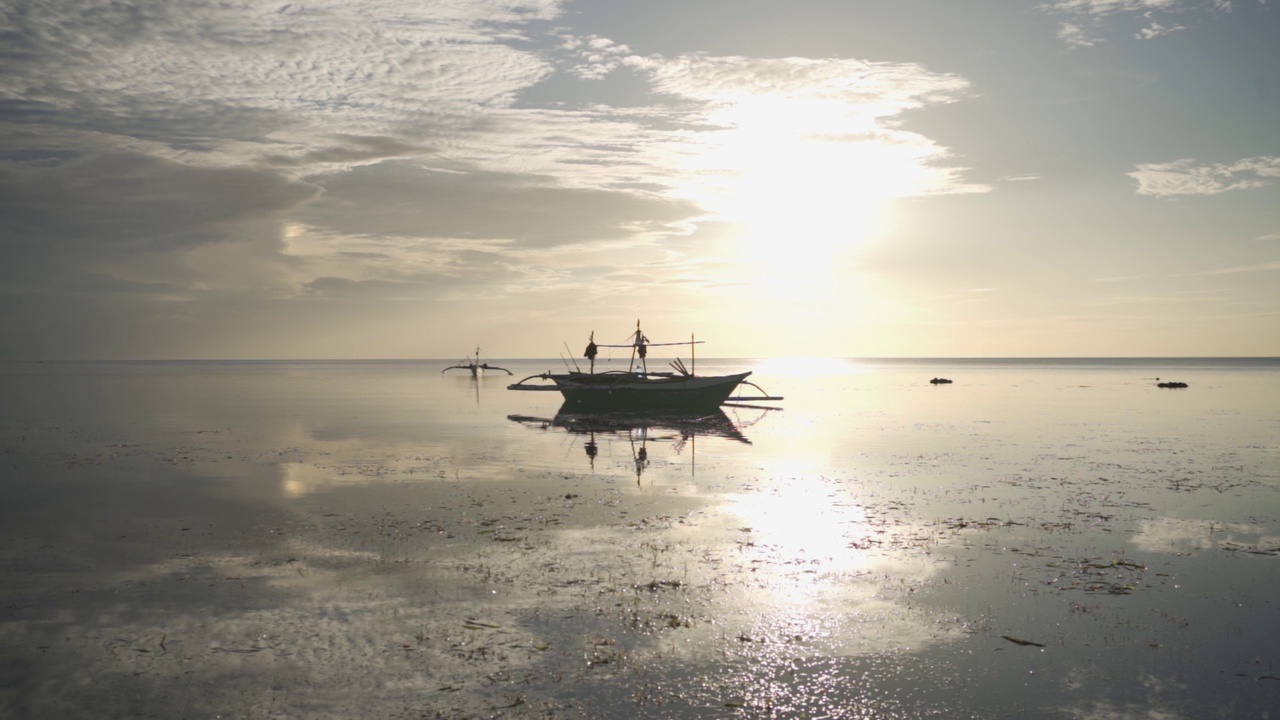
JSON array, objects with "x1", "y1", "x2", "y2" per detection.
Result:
[{"x1": 509, "y1": 406, "x2": 768, "y2": 482}]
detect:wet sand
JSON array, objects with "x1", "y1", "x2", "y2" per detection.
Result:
[{"x1": 3, "y1": 359, "x2": 1279, "y2": 718}]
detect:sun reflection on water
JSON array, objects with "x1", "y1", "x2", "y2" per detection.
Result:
[
  {"x1": 729, "y1": 480, "x2": 871, "y2": 578},
  {"x1": 752, "y1": 356, "x2": 869, "y2": 378}
]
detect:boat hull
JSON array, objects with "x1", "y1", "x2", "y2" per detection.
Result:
[{"x1": 548, "y1": 371, "x2": 751, "y2": 410}]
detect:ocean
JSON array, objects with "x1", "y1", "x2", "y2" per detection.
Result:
[{"x1": 2, "y1": 357, "x2": 1278, "y2": 718}]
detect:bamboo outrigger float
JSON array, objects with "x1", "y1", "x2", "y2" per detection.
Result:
[
  {"x1": 507, "y1": 321, "x2": 782, "y2": 411},
  {"x1": 442, "y1": 346, "x2": 512, "y2": 377}
]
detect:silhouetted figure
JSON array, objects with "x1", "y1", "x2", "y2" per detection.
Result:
[{"x1": 583, "y1": 332, "x2": 598, "y2": 373}]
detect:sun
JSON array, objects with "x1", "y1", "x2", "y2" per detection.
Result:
[
  {"x1": 716, "y1": 139, "x2": 895, "y2": 302},
  {"x1": 676, "y1": 96, "x2": 918, "y2": 287}
]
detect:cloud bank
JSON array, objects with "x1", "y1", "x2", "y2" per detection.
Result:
[{"x1": 0, "y1": 0, "x2": 983, "y2": 358}]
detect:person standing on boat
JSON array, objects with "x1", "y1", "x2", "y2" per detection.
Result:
[
  {"x1": 584, "y1": 332, "x2": 598, "y2": 373},
  {"x1": 632, "y1": 324, "x2": 649, "y2": 373}
]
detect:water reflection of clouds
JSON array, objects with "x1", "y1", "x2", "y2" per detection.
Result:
[
  {"x1": 281, "y1": 461, "x2": 378, "y2": 498},
  {"x1": 1131, "y1": 516, "x2": 1279, "y2": 554}
]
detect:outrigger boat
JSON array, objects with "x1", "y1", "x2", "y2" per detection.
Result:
[
  {"x1": 507, "y1": 321, "x2": 782, "y2": 410},
  {"x1": 442, "y1": 346, "x2": 512, "y2": 377}
]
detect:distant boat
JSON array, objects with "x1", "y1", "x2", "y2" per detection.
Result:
[
  {"x1": 507, "y1": 321, "x2": 781, "y2": 411},
  {"x1": 442, "y1": 346, "x2": 512, "y2": 377}
]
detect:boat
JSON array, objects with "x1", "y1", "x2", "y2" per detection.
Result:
[
  {"x1": 442, "y1": 346, "x2": 512, "y2": 377},
  {"x1": 507, "y1": 321, "x2": 781, "y2": 410}
]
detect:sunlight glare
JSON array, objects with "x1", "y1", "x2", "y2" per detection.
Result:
[
  {"x1": 752, "y1": 357, "x2": 866, "y2": 377},
  {"x1": 677, "y1": 95, "x2": 927, "y2": 297},
  {"x1": 730, "y1": 480, "x2": 873, "y2": 604}
]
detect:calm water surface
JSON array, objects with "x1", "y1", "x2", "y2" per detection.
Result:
[{"x1": 2, "y1": 358, "x2": 1278, "y2": 718}]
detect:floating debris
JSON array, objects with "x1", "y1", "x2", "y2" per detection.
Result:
[{"x1": 1001, "y1": 635, "x2": 1045, "y2": 647}]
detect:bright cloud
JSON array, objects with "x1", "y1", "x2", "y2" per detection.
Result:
[
  {"x1": 1127, "y1": 156, "x2": 1280, "y2": 196},
  {"x1": 622, "y1": 54, "x2": 985, "y2": 210}
]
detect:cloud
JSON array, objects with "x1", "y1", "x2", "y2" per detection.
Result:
[
  {"x1": 559, "y1": 35, "x2": 633, "y2": 80},
  {"x1": 300, "y1": 161, "x2": 702, "y2": 248},
  {"x1": 1093, "y1": 274, "x2": 1150, "y2": 282},
  {"x1": 0, "y1": 1, "x2": 986, "y2": 358},
  {"x1": 1127, "y1": 156, "x2": 1280, "y2": 196},
  {"x1": 261, "y1": 136, "x2": 432, "y2": 168},
  {"x1": 1040, "y1": 0, "x2": 1241, "y2": 46},
  {"x1": 626, "y1": 53, "x2": 969, "y2": 112},
  {"x1": 0, "y1": 151, "x2": 318, "y2": 290},
  {"x1": 611, "y1": 53, "x2": 987, "y2": 211},
  {"x1": 1135, "y1": 16, "x2": 1187, "y2": 39},
  {"x1": 2, "y1": 6, "x2": 981, "y2": 276},
  {"x1": 1187, "y1": 261, "x2": 1280, "y2": 275},
  {"x1": 0, "y1": 0, "x2": 566, "y2": 166}
]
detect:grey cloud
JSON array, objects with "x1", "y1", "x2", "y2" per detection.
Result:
[
  {"x1": 262, "y1": 136, "x2": 432, "y2": 167},
  {"x1": 0, "y1": 150, "x2": 319, "y2": 288},
  {"x1": 300, "y1": 160, "x2": 702, "y2": 249},
  {"x1": 303, "y1": 276, "x2": 433, "y2": 300},
  {"x1": 0, "y1": 151, "x2": 318, "y2": 245}
]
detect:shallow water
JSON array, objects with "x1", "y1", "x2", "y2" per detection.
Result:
[{"x1": 2, "y1": 358, "x2": 1279, "y2": 718}]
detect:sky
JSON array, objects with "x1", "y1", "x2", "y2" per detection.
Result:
[{"x1": 1, "y1": 0, "x2": 1278, "y2": 360}]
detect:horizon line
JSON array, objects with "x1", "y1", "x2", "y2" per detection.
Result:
[{"x1": 8, "y1": 356, "x2": 1280, "y2": 363}]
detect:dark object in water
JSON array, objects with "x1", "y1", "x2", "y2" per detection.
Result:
[
  {"x1": 1156, "y1": 381, "x2": 1189, "y2": 389},
  {"x1": 930, "y1": 377, "x2": 953, "y2": 385},
  {"x1": 1001, "y1": 635, "x2": 1046, "y2": 647}
]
